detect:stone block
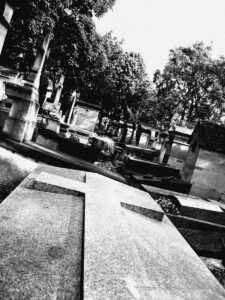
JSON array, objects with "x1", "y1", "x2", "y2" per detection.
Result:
[
  {"x1": 3, "y1": 117, "x2": 37, "y2": 142},
  {"x1": 46, "y1": 118, "x2": 60, "y2": 133},
  {"x1": 173, "y1": 195, "x2": 225, "y2": 225},
  {"x1": 5, "y1": 82, "x2": 39, "y2": 102},
  {"x1": 2, "y1": 82, "x2": 39, "y2": 142},
  {"x1": 125, "y1": 156, "x2": 180, "y2": 178}
]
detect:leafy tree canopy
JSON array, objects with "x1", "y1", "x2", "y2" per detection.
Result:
[
  {"x1": 74, "y1": 32, "x2": 151, "y2": 119},
  {"x1": 1, "y1": 0, "x2": 116, "y2": 71},
  {"x1": 1, "y1": 0, "x2": 151, "y2": 118},
  {"x1": 153, "y1": 42, "x2": 225, "y2": 126}
]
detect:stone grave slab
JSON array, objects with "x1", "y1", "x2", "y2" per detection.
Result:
[
  {"x1": 1, "y1": 165, "x2": 225, "y2": 299},
  {"x1": 173, "y1": 195, "x2": 225, "y2": 226},
  {"x1": 84, "y1": 172, "x2": 225, "y2": 300}
]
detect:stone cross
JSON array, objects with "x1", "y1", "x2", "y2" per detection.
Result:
[
  {"x1": 27, "y1": 31, "x2": 53, "y2": 89},
  {"x1": 0, "y1": 0, "x2": 14, "y2": 54},
  {"x1": 53, "y1": 74, "x2": 65, "y2": 105},
  {"x1": 42, "y1": 78, "x2": 53, "y2": 108}
]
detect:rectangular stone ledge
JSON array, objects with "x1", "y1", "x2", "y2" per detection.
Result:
[
  {"x1": 121, "y1": 202, "x2": 164, "y2": 221},
  {"x1": 5, "y1": 82, "x2": 39, "y2": 102},
  {"x1": 33, "y1": 171, "x2": 86, "y2": 196}
]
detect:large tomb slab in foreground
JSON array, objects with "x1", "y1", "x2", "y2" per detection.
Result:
[{"x1": 0, "y1": 165, "x2": 224, "y2": 299}]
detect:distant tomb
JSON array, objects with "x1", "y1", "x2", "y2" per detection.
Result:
[
  {"x1": 159, "y1": 125, "x2": 194, "y2": 170},
  {"x1": 71, "y1": 100, "x2": 100, "y2": 132},
  {"x1": 181, "y1": 121, "x2": 225, "y2": 200},
  {"x1": 68, "y1": 100, "x2": 101, "y2": 144}
]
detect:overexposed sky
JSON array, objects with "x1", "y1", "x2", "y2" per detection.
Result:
[{"x1": 95, "y1": 0, "x2": 225, "y2": 80}]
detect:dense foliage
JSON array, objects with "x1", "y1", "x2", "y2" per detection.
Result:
[
  {"x1": 1, "y1": 0, "x2": 151, "y2": 117},
  {"x1": 3, "y1": 3, "x2": 225, "y2": 127},
  {"x1": 78, "y1": 33, "x2": 151, "y2": 111},
  {"x1": 153, "y1": 42, "x2": 225, "y2": 125}
]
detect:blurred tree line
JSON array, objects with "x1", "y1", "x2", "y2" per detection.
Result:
[{"x1": 1, "y1": 1, "x2": 225, "y2": 128}]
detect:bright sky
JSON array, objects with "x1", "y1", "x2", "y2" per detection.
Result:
[{"x1": 95, "y1": 0, "x2": 225, "y2": 80}]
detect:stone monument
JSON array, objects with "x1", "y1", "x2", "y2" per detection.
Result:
[
  {"x1": 42, "y1": 75, "x2": 64, "y2": 133},
  {"x1": 2, "y1": 31, "x2": 52, "y2": 142}
]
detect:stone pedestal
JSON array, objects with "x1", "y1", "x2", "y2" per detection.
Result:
[
  {"x1": 46, "y1": 116, "x2": 60, "y2": 133},
  {"x1": 2, "y1": 82, "x2": 39, "y2": 142}
]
